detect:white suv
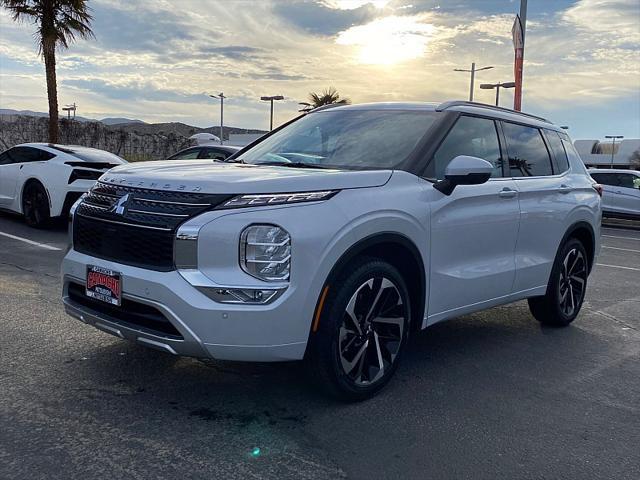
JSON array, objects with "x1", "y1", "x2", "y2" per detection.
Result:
[{"x1": 62, "y1": 101, "x2": 602, "y2": 400}]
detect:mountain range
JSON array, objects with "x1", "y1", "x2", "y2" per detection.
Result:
[{"x1": 0, "y1": 108, "x2": 265, "y2": 137}]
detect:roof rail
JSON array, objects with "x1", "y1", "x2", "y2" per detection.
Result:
[{"x1": 436, "y1": 101, "x2": 550, "y2": 123}]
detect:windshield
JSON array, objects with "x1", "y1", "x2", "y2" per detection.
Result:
[{"x1": 237, "y1": 109, "x2": 439, "y2": 170}]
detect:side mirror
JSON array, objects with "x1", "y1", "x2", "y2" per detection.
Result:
[{"x1": 434, "y1": 155, "x2": 494, "y2": 195}]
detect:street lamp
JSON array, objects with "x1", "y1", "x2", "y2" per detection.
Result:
[
  {"x1": 604, "y1": 135, "x2": 624, "y2": 167},
  {"x1": 260, "y1": 95, "x2": 284, "y2": 130},
  {"x1": 209, "y1": 93, "x2": 226, "y2": 144},
  {"x1": 479, "y1": 81, "x2": 516, "y2": 107},
  {"x1": 454, "y1": 63, "x2": 493, "y2": 101},
  {"x1": 62, "y1": 103, "x2": 77, "y2": 120}
]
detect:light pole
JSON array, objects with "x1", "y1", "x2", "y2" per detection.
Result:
[
  {"x1": 261, "y1": 95, "x2": 284, "y2": 130},
  {"x1": 604, "y1": 135, "x2": 623, "y2": 167},
  {"x1": 479, "y1": 81, "x2": 516, "y2": 107},
  {"x1": 454, "y1": 63, "x2": 493, "y2": 101},
  {"x1": 209, "y1": 93, "x2": 226, "y2": 144}
]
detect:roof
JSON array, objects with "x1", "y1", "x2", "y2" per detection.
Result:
[
  {"x1": 588, "y1": 168, "x2": 639, "y2": 174},
  {"x1": 312, "y1": 101, "x2": 559, "y2": 130}
]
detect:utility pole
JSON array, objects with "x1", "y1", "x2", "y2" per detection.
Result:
[
  {"x1": 260, "y1": 95, "x2": 284, "y2": 130},
  {"x1": 454, "y1": 63, "x2": 493, "y2": 101},
  {"x1": 605, "y1": 135, "x2": 623, "y2": 167},
  {"x1": 513, "y1": 0, "x2": 527, "y2": 110},
  {"x1": 209, "y1": 93, "x2": 226, "y2": 144}
]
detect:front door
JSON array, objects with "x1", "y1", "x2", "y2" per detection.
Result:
[{"x1": 424, "y1": 115, "x2": 520, "y2": 322}]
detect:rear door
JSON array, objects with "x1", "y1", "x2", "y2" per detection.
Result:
[
  {"x1": 613, "y1": 172, "x2": 640, "y2": 215},
  {"x1": 501, "y1": 123, "x2": 573, "y2": 293},
  {"x1": 426, "y1": 115, "x2": 521, "y2": 321}
]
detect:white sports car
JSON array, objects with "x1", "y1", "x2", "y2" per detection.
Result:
[{"x1": 0, "y1": 143, "x2": 126, "y2": 227}]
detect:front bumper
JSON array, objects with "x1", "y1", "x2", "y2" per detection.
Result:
[{"x1": 62, "y1": 250, "x2": 309, "y2": 362}]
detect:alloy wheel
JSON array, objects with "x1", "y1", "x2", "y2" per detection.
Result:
[
  {"x1": 23, "y1": 186, "x2": 47, "y2": 225},
  {"x1": 338, "y1": 277, "x2": 406, "y2": 386},
  {"x1": 558, "y1": 247, "x2": 587, "y2": 317}
]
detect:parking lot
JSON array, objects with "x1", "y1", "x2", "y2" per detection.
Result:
[{"x1": 0, "y1": 214, "x2": 638, "y2": 480}]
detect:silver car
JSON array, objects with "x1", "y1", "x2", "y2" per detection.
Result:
[{"x1": 589, "y1": 168, "x2": 640, "y2": 220}]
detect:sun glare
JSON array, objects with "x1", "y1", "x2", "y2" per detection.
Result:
[{"x1": 336, "y1": 15, "x2": 435, "y2": 65}]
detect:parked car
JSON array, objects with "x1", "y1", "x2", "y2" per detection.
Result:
[
  {"x1": 62, "y1": 101, "x2": 601, "y2": 400},
  {"x1": 168, "y1": 145, "x2": 240, "y2": 161},
  {"x1": 0, "y1": 143, "x2": 126, "y2": 227},
  {"x1": 588, "y1": 168, "x2": 640, "y2": 220}
]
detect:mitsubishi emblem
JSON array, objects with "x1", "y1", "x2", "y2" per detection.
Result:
[{"x1": 110, "y1": 194, "x2": 131, "y2": 216}]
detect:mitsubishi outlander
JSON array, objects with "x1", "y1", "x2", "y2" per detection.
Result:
[{"x1": 62, "y1": 101, "x2": 602, "y2": 400}]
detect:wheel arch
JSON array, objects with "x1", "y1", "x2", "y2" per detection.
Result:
[
  {"x1": 319, "y1": 232, "x2": 426, "y2": 332},
  {"x1": 21, "y1": 177, "x2": 51, "y2": 213},
  {"x1": 559, "y1": 221, "x2": 596, "y2": 274}
]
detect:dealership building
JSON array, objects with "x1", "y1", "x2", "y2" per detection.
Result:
[{"x1": 574, "y1": 138, "x2": 639, "y2": 169}]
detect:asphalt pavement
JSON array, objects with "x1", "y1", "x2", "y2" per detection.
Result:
[{"x1": 0, "y1": 213, "x2": 638, "y2": 480}]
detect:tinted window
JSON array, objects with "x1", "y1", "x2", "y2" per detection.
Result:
[
  {"x1": 11, "y1": 146, "x2": 48, "y2": 163},
  {"x1": 616, "y1": 173, "x2": 638, "y2": 189},
  {"x1": 0, "y1": 150, "x2": 13, "y2": 165},
  {"x1": 502, "y1": 123, "x2": 553, "y2": 177},
  {"x1": 545, "y1": 130, "x2": 569, "y2": 173},
  {"x1": 590, "y1": 173, "x2": 616, "y2": 186},
  {"x1": 169, "y1": 148, "x2": 201, "y2": 160},
  {"x1": 200, "y1": 148, "x2": 228, "y2": 160},
  {"x1": 238, "y1": 110, "x2": 439, "y2": 170},
  {"x1": 427, "y1": 116, "x2": 502, "y2": 179}
]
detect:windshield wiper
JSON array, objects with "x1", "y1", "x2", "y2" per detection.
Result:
[{"x1": 254, "y1": 161, "x2": 331, "y2": 169}]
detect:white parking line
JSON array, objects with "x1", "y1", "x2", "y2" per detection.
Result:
[
  {"x1": 602, "y1": 235, "x2": 640, "y2": 242},
  {"x1": 602, "y1": 246, "x2": 640, "y2": 254},
  {"x1": 596, "y1": 263, "x2": 640, "y2": 272},
  {"x1": 0, "y1": 231, "x2": 62, "y2": 251}
]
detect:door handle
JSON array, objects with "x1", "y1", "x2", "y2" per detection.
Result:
[
  {"x1": 498, "y1": 187, "x2": 518, "y2": 198},
  {"x1": 558, "y1": 184, "x2": 572, "y2": 194}
]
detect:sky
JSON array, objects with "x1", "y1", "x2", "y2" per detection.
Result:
[{"x1": 1, "y1": 0, "x2": 639, "y2": 140}]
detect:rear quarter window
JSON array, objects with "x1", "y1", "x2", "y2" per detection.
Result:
[{"x1": 544, "y1": 130, "x2": 570, "y2": 173}]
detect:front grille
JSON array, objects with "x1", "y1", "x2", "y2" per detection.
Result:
[
  {"x1": 73, "y1": 181, "x2": 231, "y2": 270},
  {"x1": 68, "y1": 282, "x2": 183, "y2": 339}
]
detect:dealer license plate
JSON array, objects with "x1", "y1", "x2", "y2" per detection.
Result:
[{"x1": 86, "y1": 265, "x2": 121, "y2": 306}]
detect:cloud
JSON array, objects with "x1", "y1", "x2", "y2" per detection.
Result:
[{"x1": 273, "y1": 0, "x2": 380, "y2": 35}]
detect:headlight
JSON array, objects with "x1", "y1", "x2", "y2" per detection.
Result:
[
  {"x1": 222, "y1": 190, "x2": 337, "y2": 208},
  {"x1": 240, "y1": 225, "x2": 291, "y2": 282}
]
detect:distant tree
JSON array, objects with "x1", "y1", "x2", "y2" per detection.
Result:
[
  {"x1": 1, "y1": 0, "x2": 94, "y2": 143},
  {"x1": 307, "y1": 87, "x2": 351, "y2": 109}
]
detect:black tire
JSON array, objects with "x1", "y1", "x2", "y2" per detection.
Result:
[
  {"x1": 307, "y1": 257, "x2": 411, "y2": 402},
  {"x1": 528, "y1": 238, "x2": 588, "y2": 327},
  {"x1": 22, "y1": 181, "x2": 51, "y2": 228}
]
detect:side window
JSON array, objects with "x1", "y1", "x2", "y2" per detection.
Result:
[
  {"x1": 39, "y1": 149, "x2": 55, "y2": 161},
  {"x1": 560, "y1": 139, "x2": 585, "y2": 171},
  {"x1": 502, "y1": 123, "x2": 553, "y2": 177},
  {"x1": 590, "y1": 173, "x2": 614, "y2": 186},
  {"x1": 544, "y1": 130, "x2": 569, "y2": 173},
  {"x1": 0, "y1": 150, "x2": 14, "y2": 165},
  {"x1": 11, "y1": 146, "x2": 43, "y2": 163},
  {"x1": 200, "y1": 149, "x2": 228, "y2": 160},
  {"x1": 616, "y1": 173, "x2": 637, "y2": 189},
  {"x1": 171, "y1": 148, "x2": 201, "y2": 160},
  {"x1": 428, "y1": 116, "x2": 502, "y2": 179}
]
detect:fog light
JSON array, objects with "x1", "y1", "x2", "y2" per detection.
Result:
[{"x1": 199, "y1": 287, "x2": 283, "y2": 304}]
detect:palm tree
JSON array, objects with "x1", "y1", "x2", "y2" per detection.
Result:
[
  {"x1": 1, "y1": 0, "x2": 94, "y2": 143},
  {"x1": 307, "y1": 87, "x2": 350, "y2": 109}
]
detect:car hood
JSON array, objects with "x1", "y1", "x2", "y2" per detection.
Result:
[{"x1": 101, "y1": 160, "x2": 392, "y2": 194}]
